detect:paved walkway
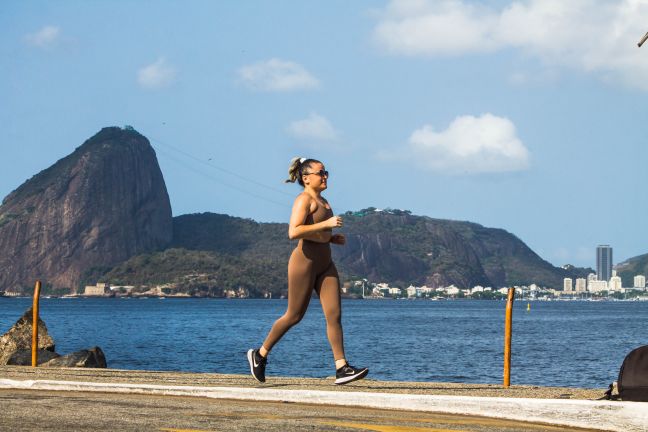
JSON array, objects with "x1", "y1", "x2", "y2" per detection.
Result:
[
  {"x1": 1, "y1": 366, "x2": 646, "y2": 431},
  {"x1": 0, "y1": 388, "x2": 600, "y2": 432}
]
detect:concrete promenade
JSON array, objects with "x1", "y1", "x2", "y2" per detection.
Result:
[{"x1": 1, "y1": 366, "x2": 647, "y2": 431}]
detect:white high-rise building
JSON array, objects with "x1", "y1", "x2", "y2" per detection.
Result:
[
  {"x1": 587, "y1": 273, "x2": 597, "y2": 283},
  {"x1": 575, "y1": 278, "x2": 587, "y2": 292},
  {"x1": 634, "y1": 275, "x2": 646, "y2": 290},
  {"x1": 609, "y1": 276, "x2": 623, "y2": 292},
  {"x1": 563, "y1": 278, "x2": 573, "y2": 292},
  {"x1": 588, "y1": 280, "x2": 608, "y2": 292}
]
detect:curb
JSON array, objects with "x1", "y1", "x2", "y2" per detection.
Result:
[{"x1": 1, "y1": 379, "x2": 646, "y2": 432}]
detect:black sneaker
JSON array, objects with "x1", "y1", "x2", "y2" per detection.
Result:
[
  {"x1": 335, "y1": 363, "x2": 368, "y2": 385},
  {"x1": 247, "y1": 349, "x2": 267, "y2": 383}
]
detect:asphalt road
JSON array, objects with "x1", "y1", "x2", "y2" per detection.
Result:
[{"x1": 0, "y1": 389, "x2": 602, "y2": 432}]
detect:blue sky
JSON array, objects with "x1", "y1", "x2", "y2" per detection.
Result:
[{"x1": 2, "y1": 0, "x2": 647, "y2": 268}]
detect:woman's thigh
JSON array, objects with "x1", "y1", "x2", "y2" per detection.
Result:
[
  {"x1": 286, "y1": 249, "x2": 316, "y2": 315},
  {"x1": 315, "y1": 263, "x2": 341, "y2": 319}
]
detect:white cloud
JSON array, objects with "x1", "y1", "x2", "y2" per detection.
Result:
[
  {"x1": 287, "y1": 113, "x2": 338, "y2": 141},
  {"x1": 373, "y1": 0, "x2": 500, "y2": 55},
  {"x1": 387, "y1": 113, "x2": 529, "y2": 174},
  {"x1": 372, "y1": 0, "x2": 648, "y2": 90},
  {"x1": 238, "y1": 58, "x2": 319, "y2": 92},
  {"x1": 25, "y1": 25, "x2": 60, "y2": 48},
  {"x1": 137, "y1": 58, "x2": 176, "y2": 90}
]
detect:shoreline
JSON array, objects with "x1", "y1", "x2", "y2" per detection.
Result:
[{"x1": 2, "y1": 294, "x2": 647, "y2": 301}]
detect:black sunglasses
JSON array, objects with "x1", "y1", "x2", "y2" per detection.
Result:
[{"x1": 303, "y1": 169, "x2": 329, "y2": 178}]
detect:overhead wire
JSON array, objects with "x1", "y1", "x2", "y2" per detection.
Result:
[
  {"x1": 152, "y1": 144, "x2": 291, "y2": 209},
  {"x1": 146, "y1": 133, "x2": 294, "y2": 198}
]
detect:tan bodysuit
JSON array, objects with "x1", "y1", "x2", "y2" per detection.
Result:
[{"x1": 262, "y1": 200, "x2": 345, "y2": 361}]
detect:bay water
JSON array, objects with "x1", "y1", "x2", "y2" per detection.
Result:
[{"x1": 1, "y1": 298, "x2": 645, "y2": 389}]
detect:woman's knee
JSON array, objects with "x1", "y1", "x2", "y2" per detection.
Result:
[{"x1": 282, "y1": 312, "x2": 305, "y2": 327}]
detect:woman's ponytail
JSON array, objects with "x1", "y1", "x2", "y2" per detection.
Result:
[{"x1": 285, "y1": 157, "x2": 303, "y2": 184}]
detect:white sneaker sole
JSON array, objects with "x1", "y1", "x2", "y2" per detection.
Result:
[{"x1": 335, "y1": 368, "x2": 368, "y2": 385}]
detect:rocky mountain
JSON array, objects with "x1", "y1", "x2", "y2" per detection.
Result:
[
  {"x1": 100, "y1": 210, "x2": 592, "y2": 297},
  {"x1": 616, "y1": 253, "x2": 648, "y2": 287},
  {"x1": 0, "y1": 127, "x2": 592, "y2": 296},
  {"x1": 0, "y1": 127, "x2": 172, "y2": 292}
]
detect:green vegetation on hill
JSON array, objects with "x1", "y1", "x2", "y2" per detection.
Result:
[
  {"x1": 336, "y1": 209, "x2": 591, "y2": 288},
  {"x1": 92, "y1": 209, "x2": 593, "y2": 297},
  {"x1": 172, "y1": 212, "x2": 292, "y2": 259},
  {"x1": 102, "y1": 248, "x2": 286, "y2": 297},
  {"x1": 616, "y1": 253, "x2": 648, "y2": 287},
  {"x1": 96, "y1": 213, "x2": 294, "y2": 297}
]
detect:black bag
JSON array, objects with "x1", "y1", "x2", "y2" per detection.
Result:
[{"x1": 606, "y1": 345, "x2": 648, "y2": 401}]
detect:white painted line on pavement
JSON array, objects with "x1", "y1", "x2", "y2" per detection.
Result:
[{"x1": 1, "y1": 378, "x2": 646, "y2": 432}]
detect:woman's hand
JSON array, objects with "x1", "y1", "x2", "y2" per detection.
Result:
[
  {"x1": 325, "y1": 215, "x2": 343, "y2": 229},
  {"x1": 330, "y1": 234, "x2": 346, "y2": 245}
]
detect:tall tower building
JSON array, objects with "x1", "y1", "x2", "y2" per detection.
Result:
[{"x1": 596, "y1": 245, "x2": 613, "y2": 281}]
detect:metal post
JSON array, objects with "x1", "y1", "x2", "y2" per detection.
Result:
[
  {"x1": 31, "y1": 280, "x2": 41, "y2": 367},
  {"x1": 503, "y1": 287, "x2": 515, "y2": 388}
]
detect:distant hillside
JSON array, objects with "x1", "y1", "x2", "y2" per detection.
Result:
[
  {"x1": 616, "y1": 253, "x2": 648, "y2": 287},
  {"x1": 335, "y1": 208, "x2": 591, "y2": 288},
  {"x1": 0, "y1": 127, "x2": 593, "y2": 297},
  {"x1": 98, "y1": 248, "x2": 285, "y2": 297},
  {"x1": 92, "y1": 213, "x2": 293, "y2": 296},
  {"x1": 0, "y1": 127, "x2": 172, "y2": 292},
  {"x1": 172, "y1": 213, "x2": 292, "y2": 260},
  {"x1": 90, "y1": 210, "x2": 592, "y2": 297}
]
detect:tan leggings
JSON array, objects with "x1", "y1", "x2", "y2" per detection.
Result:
[{"x1": 262, "y1": 240, "x2": 345, "y2": 360}]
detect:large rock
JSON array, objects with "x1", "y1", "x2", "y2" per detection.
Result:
[
  {"x1": 0, "y1": 126, "x2": 172, "y2": 292},
  {"x1": 41, "y1": 347, "x2": 106, "y2": 368},
  {"x1": 0, "y1": 307, "x2": 55, "y2": 365},
  {"x1": 7, "y1": 349, "x2": 60, "y2": 366},
  {"x1": 1, "y1": 309, "x2": 107, "y2": 368}
]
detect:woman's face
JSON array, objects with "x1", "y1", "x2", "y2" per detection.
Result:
[{"x1": 302, "y1": 162, "x2": 328, "y2": 191}]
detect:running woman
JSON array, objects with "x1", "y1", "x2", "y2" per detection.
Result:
[{"x1": 247, "y1": 157, "x2": 368, "y2": 385}]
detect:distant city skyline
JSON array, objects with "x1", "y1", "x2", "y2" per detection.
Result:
[{"x1": 1, "y1": 1, "x2": 647, "y2": 267}]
